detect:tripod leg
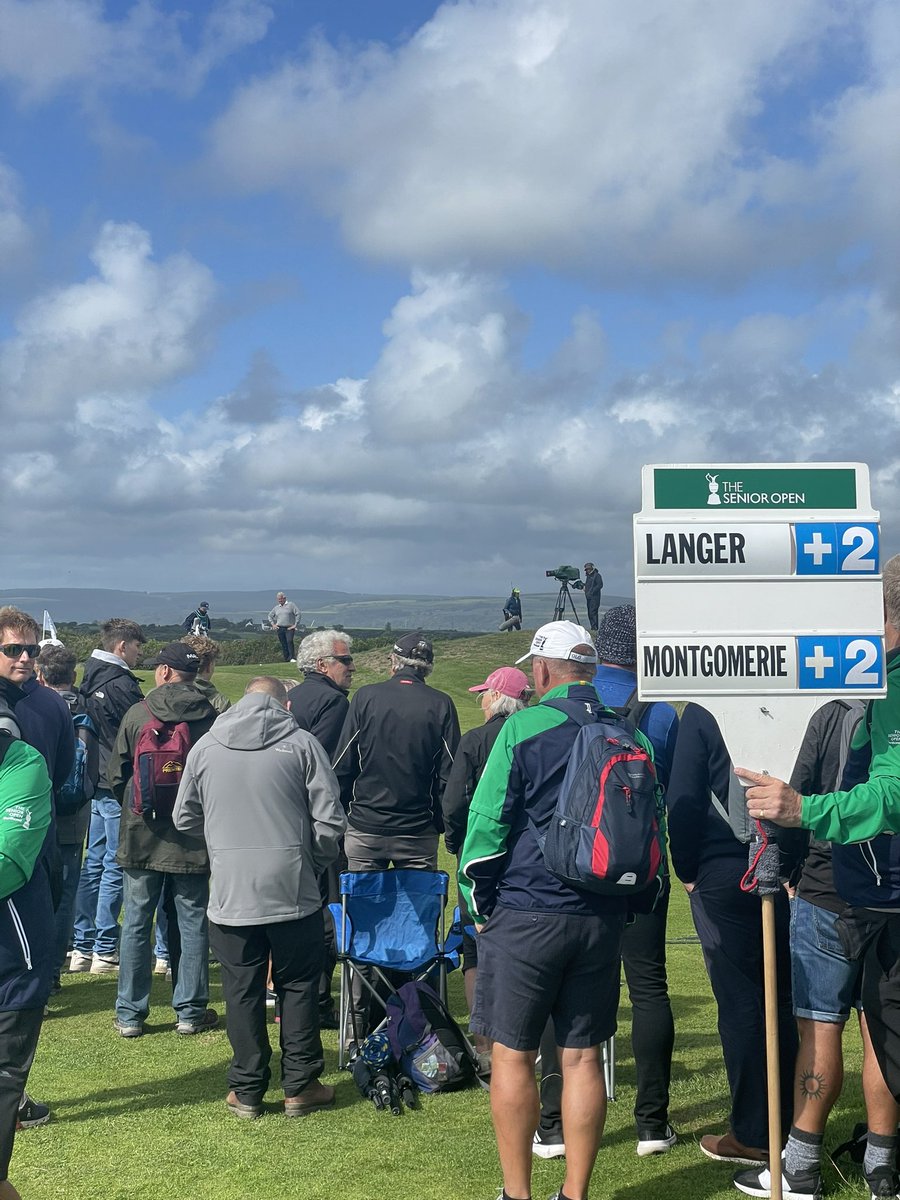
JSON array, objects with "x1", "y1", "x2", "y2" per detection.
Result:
[{"x1": 564, "y1": 586, "x2": 583, "y2": 626}]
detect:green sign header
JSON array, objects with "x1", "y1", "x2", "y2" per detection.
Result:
[{"x1": 653, "y1": 467, "x2": 858, "y2": 511}]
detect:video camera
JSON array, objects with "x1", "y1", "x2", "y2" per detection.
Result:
[{"x1": 545, "y1": 565, "x2": 584, "y2": 589}]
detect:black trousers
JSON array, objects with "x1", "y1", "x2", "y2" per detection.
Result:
[
  {"x1": 209, "y1": 912, "x2": 325, "y2": 1105},
  {"x1": 0, "y1": 1006, "x2": 43, "y2": 1181},
  {"x1": 318, "y1": 855, "x2": 346, "y2": 1016},
  {"x1": 689, "y1": 857, "x2": 797, "y2": 1149},
  {"x1": 539, "y1": 878, "x2": 675, "y2": 1135},
  {"x1": 861, "y1": 913, "x2": 900, "y2": 1103},
  {"x1": 276, "y1": 627, "x2": 295, "y2": 662}
]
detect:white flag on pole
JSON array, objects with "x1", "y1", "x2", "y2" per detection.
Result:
[{"x1": 41, "y1": 610, "x2": 59, "y2": 644}]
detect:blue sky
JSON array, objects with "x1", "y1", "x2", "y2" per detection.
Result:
[{"x1": 1, "y1": 0, "x2": 898, "y2": 599}]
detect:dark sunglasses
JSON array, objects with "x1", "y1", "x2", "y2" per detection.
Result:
[
  {"x1": 0, "y1": 643, "x2": 40, "y2": 659},
  {"x1": 326, "y1": 654, "x2": 354, "y2": 665}
]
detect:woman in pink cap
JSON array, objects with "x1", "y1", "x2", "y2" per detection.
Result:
[{"x1": 441, "y1": 666, "x2": 532, "y2": 1067}]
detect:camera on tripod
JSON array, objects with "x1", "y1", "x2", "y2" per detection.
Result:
[
  {"x1": 546, "y1": 566, "x2": 587, "y2": 623},
  {"x1": 545, "y1": 565, "x2": 584, "y2": 589}
]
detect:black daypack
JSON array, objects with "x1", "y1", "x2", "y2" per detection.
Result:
[
  {"x1": 384, "y1": 980, "x2": 479, "y2": 1094},
  {"x1": 534, "y1": 701, "x2": 662, "y2": 897}
]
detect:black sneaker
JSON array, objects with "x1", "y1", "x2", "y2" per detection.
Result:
[
  {"x1": 865, "y1": 1165, "x2": 900, "y2": 1200},
  {"x1": 532, "y1": 1125, "x2": 565, "y2": 1159},
  {"x1": 734, "y1": 1161, "x2": 822, "y2": 1200},
  {"x1": 637, "y1": 1124, "x2": 677, "y2": 1156},
  {"x1": 17, "y1": 1094, "x2": 50, "y2": 1130}
]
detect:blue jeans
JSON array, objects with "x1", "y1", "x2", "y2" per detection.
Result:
[
  {"x1": 72, "y1": 793, "x2": 123, "y2": 957},
  {"x1": 154, "y1": 901, "x2": 170, "y2": 962},
  {"x1": 791, "y1": 895, "x2": 862, "y2": 1022},
  {"x1": 116, "y1": 869, "x2": 210, "y2": 1026},
  {"x1": 53, "y1": 842, "x2": 85, "y2": 981}
]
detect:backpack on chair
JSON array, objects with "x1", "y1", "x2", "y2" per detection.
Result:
[{"x1": 384, "y1": 980, "x2": 479, "y2": 1094}]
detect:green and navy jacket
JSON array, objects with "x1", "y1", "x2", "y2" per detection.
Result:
[
  {"x1": 458, "y1": 682, "x2": 659, "y2": 924},
  {"x1": 803, "y1": 648, "x2": 900, "y2": 846},
  {"x1": 818, "y1": 648, "x2": 900, "y2": 905}
]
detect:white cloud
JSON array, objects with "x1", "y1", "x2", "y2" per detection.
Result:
[
  {"x1": 208, "y1": 0, "x2": 870, "y2": 283},
  {"x1": 0, "y1": 220, "x2": 216, "y2": 421},
  {"x1": 365, "y1": 271, "x2": 523, "y2": 440},
  {"x1": 4, "y1": 256, "x2": 900, "y2": 595},
  {"x1": 0, "y1": 0, "x2": 273, "y2": 103}
]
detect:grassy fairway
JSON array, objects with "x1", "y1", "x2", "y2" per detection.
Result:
[{"x1": 21, "y1": 637, "x2": 868, "y2": 1200}]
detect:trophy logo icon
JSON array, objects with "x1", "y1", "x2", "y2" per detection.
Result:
[{"x1": 706, "y1": 473, "x2": 722, "y2": 505}]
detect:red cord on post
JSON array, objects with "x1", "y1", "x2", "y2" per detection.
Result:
[{"x1": 740, "y1": 819, "x2": 768, "y2": 892}]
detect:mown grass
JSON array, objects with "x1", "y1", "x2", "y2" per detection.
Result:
[{"x1": 20, "y1": 637, "x2": 870, "y2": 1199}]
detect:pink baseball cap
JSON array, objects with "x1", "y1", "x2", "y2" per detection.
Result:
[{"x1": 468, "y1": 667, "x2": 532, "y2": 700}]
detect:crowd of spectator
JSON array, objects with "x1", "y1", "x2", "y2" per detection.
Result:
[{"x1": 1, "y1": 567, "x2": 900, "y2": 1200}]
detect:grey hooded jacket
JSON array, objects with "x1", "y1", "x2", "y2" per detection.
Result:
[{"x1": 172, "y1": 692, "x2": 345, "y2": 926}]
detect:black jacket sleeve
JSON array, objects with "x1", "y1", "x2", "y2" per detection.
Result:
[
  {"x1": 432, "y1": 698, "x2": 461, "y2": 827},
  {"x1": 666, "y1": 703, "x2": 727, "y2": 883},
  {"x1": 442, "y1": 737, "x2": 479, "y2": 855},
  {"x1": 310, "y1": 693, "x2": 349, "y2": 761},
  {"x1": 331, "y1": 698, "x2": 362, "y2": 812}
]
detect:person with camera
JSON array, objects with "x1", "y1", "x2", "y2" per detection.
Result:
[{"x1": 583, "y1": 564, "x2": 604, "y2": 632}]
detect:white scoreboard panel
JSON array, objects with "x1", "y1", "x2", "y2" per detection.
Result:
[{"x1": 634, "y1": 463, "x2": 885, "y2": 780}]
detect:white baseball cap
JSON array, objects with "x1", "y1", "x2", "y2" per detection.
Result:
[{"x1": 515, "y1": 621, "x2": 598, "y2": 666}]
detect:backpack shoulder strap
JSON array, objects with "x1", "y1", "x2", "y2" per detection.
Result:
[
  {"x1": 542, "y1": 698, "x2": 600, "y2": 727},
  {"x1": 708, "y1": 770, "x2": 753, "y2": 843},
  {"x1": 611, "y1": 686, "x2": 650, "y2": 730},
  {"x1": 139, "y1": 700, "x2": 165, "y2": 729}
]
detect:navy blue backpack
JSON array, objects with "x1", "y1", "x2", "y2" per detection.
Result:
[
  {"x1": 535, "y1": 702, "x2": 662, "y2": 898},
  {"x1": 57, "y1": 712, "x2": 100, "y2": 817},
  {"x1": 384, "y1": 981, "x2": 479, "y2": 1094}
]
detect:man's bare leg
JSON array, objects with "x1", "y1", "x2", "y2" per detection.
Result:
[
  {"x1": 0, "y1": 1180, "x2": 23, "y2": 1200},
  {"x1": 560, "y1": 1044, "x2": 607, "y2": 1200},
  {"x1": 861, "y1": 1014, "x2": 900, "y2": 1190},
  {"x1": 491, "y1": 1043, "x2": 539, "y2": 1199},
  {"x1": 793, "y1": 1017, "x2": 846, "y2": 1132},
  {"x1": 862, "y1": 1015, "x2": 900, "y2": 1136}
]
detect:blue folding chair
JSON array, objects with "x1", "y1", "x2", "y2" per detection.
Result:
[{"x1": 330, "y1": 869, "x2": 461, "y2": 1068}]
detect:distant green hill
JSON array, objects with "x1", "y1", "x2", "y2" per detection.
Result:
[{"x1": 1, "y1": 586, "x2": 630, "y2": 632}]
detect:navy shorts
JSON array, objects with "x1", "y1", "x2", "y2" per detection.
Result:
[
  {"x1": 791, "y1": 895, "x2": 862, "y2": 1022},
  {"x1": 471, "y1": 906, "x2": 625, "y2": 1051}
]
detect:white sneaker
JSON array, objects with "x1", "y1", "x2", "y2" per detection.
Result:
[
  {"x1": 154, "y1": 957, "x2": 169, "y2": 976},
  {"x1": 68, "y1": 951, "x2": 92, "y2": 973},
  {"x1": 637, "y1": 1124, "x2": 677, "y2": 1156},
  {"x1": 90, "y1": 954, "x2": 119, "y2": 975}
]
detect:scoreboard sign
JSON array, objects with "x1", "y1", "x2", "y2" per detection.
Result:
[{"x1": 634, "y1": 463, "x2": 885, "y2": 780}]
